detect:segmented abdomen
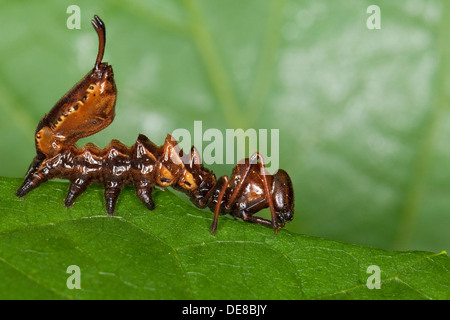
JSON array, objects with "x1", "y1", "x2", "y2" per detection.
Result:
[
  {"x1": 43, "y1": 141, "x2": 131, "y2": 185},
  {"x1": 18, "y1": 134, "x2": 203, "y2": 216}
]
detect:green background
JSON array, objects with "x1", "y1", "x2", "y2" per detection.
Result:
[{"x1": 1, "y1": 0, "x2": 449, "y2": 255}]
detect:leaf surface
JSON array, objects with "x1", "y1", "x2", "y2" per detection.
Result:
[{"x1": 0, "y1": 177, "x2": 448, "y2": 299}]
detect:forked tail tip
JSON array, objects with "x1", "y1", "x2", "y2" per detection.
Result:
[{"x1": 91, "y1": 15, "x2": 106, "y2": 70}]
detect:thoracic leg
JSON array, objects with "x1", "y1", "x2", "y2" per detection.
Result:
[
  {"x1": 250, "y1": 153, "x2": 278, "y2": 233},
  {"x1": 225, "y1": 152, "x2": 279, "y2": 233},
  {"x1": 241, "y1": 212, "x2": 273, "y2": 226},
  {"x1": 208, "y1": 161, "x2": 278, "y2": 233},
  {"x1": 210, "y1": 176, "x2": 229, "y2": 235},
  {"x1": 191, "y1": 174, "x2": 230, "y2": 234}
]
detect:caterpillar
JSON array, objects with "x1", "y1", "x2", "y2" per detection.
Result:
[{"x1": 15, "y1": 15, "x2": 294, "y2": 234}]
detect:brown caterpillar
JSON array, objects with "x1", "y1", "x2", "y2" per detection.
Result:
[{"x1": 16, "y1": 15, "x2": 294, "y2": 234}]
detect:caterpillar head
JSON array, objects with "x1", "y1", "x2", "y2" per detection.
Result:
[{"x1": 35, "y1": 15, "x2": 117, "y2": 159}]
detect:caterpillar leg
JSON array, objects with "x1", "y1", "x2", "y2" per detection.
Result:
[
  {"x1": 16, "y1": 174, "x2": 47, "y2": 198},
  {"x1": 210, "y1": 176, "x2": 229, "y2": 235},
  {"x1": 250, "y1": 152, "x2": 279, "y2": 234},
  {"x1": 15, "y1": 157, "x2": 47, "y2": 198},
  {"x1": 226, "y1": 152, "x2": 279, "y2": 234},
  {"x1": 132, "y1": 177, "x2": 156, "y2": 210},
  {"x1": 104, "y1": 186, "x2": 122, "y2": 216},
  {"x1": 188, "y1": 174, "x2": 229, "y2": 235},
  {"x1": 64, "y1": 178, "x2": 90, "y2": 207},
  {"x1": 241, "y1": 212, "x2": 273, "y2": 226}
]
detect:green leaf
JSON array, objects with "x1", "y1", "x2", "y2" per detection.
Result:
[{"x1": 1, "y1": 177, "x2": 448, "y2": 299}]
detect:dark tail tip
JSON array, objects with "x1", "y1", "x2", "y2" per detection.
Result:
[{"x1": 15, "y1": 180, "x2": 32, "y2": 198}]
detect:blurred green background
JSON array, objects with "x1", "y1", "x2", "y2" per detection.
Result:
[{"x1": 0, "y1": 0, "x2": 449, "y2": 254}]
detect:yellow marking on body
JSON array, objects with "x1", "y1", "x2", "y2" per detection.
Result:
[
  {"x1": 35, "y1": 126, "x2": 64, "y2": 157},
  {"x1": 157, "y1": 164, "x2": 174, "y2": 186},
  {"x1": 49, "y1": 84, "x2": 99, "y2": 131},
  {"x1": 181, "y1": 170, "x2": 197, "y2": 190},
  {"x1": 86, "y1": 84, "x2": 97, "y2": 93}
]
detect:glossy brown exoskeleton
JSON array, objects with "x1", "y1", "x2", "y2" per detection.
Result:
[
  {"x1": 16, "y1": 15, "x2": 294, "y2": 234},
  {"x1": 16, "y1": 15, "x2": 116, "y2": 198}
]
